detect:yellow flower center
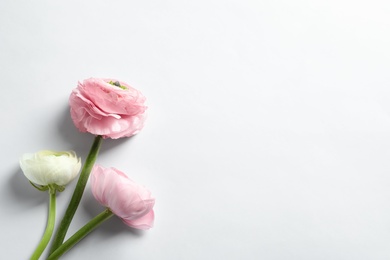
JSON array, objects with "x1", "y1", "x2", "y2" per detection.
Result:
[{"x1": 108, "y1": 80, "x2": 128, "y2": 90}]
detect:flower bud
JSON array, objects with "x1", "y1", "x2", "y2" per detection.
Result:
[
  {"x1": 19, "y1": 150, "x2": 81, "y2": 187},
  {"x1": 91, "y1": 165, "x2": 155, "y2": 229}
]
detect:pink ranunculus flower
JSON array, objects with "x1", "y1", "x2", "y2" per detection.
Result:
[
  {"x1": 69, "y1": 78, "x2": 147, "y2": 139},
  {"x1": 90, "y1": 165, "x2": 155, "y2": 229}
]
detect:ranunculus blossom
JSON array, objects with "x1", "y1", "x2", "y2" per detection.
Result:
[
  {"x1": 19, "y1": 150, "x2": 81, "y2": 187},
  {"x1": 69, "y1": 78, "x2": 147, "y2": 139},
  {"x1": 90, "y1": 165, "x2": 155, "y2": 229}
]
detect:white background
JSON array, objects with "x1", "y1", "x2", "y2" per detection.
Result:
[{"x1": 1, "y1": 0, "x2": 390, "y2": 259}]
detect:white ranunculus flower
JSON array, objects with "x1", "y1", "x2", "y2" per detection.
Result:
[{"x1": 19, "y1": 150, "x2": 81, "y2": 187}]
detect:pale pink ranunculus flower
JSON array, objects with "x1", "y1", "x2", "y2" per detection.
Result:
[
  {"x1": 69, "y1": 78, "x2": 147, "y2": 139},
  {"x1": 90, "y1": 165, "x2": 155, "y2": 229}
]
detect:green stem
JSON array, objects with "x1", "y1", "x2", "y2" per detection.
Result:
[
  {"x1": 49, "y1": 135, "x2": 103, "y2": 254},
  {"x1": 30, "y1": 187, "x2": 56, "y2": 260},
  {"x1": 47, "y1": 209, "x2": 114, "y2": 260}
]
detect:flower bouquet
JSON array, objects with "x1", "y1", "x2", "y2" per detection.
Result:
[{"x1": 19, "y1": 78, "x2": 155, "y2": 259}]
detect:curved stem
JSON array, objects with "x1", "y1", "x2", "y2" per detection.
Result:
[
  {"x1": 30, "y1": 187, "x2": 56, "y2": 260},
  {"x1": 49, "y1": 135, "x2": 103, "y2": 254},
  {"x1": 47, "y1": 209, "x2": 114, "y2": 260}
]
